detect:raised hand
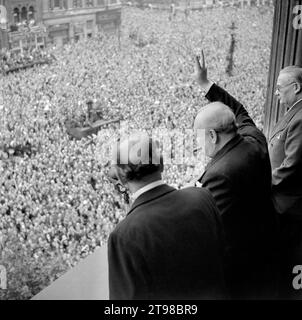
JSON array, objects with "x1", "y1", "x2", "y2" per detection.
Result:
[{"x1": 195, "y1": 50, "x2": 209, "y2": 88}]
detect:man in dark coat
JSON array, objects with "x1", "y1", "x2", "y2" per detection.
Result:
[
  {"x1": 107, "y1": 133, "x2": 226, "y2": 300},
  {"x1": 193, "y1": 53, "x2": 278, "y2": 299},
  {"x1": 269, "y1": 66, "x2": 302, "y2": 299}
]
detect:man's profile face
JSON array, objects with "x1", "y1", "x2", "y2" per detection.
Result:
[{"x1": 276, "y1": 72, "x2": 296, "y2": 108}]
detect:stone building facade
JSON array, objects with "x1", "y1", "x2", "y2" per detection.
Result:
[{"x1": 0, "y1": 0, "x2": 122, "y2": 51}]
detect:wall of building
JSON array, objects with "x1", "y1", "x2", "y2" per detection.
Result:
[
  {"x1": 0, "y1": 0, "x2": 122, "y2": 50},
  {"x1": 5, "y1": 0, "x2": 42, "y2": 26},
  {"x1": 42, "y1": 0, "x2": 121, "y2": 46}
]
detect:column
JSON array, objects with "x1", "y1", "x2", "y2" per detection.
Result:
[
  {"x1": 83, "y1": 21, "x2": 87, "y2": 38},
  {"x1": 264, "y1": 0, "x2": 302, "y2": 137},
  {"x1": 42, "y1": 0, "x2": 49, "y2": 12},
  {"x1": 69, "y1": 23, "x2": 74, "y2": 41}
]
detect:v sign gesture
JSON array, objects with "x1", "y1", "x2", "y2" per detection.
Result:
[{"x1": 195, "y1": 50, "x2": 210, "y2": 89}]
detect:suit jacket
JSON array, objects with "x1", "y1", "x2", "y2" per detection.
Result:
[
  {"x1": 200, "y1": 84, "x2": 278, "y2": 298},
  {"x1": 108, "y1": 184, "x2": 227, "y2": 300},
  {"x1": 268, "y1": 100, "x2": 302, "y2": 217}
]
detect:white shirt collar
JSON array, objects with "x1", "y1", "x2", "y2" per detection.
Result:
[
  {"x1": 132, "y1": 180, "x2": 165, "y2": 202},
  {"x1": 287, "y1": 98, "x2": 302, "y2": 112}
]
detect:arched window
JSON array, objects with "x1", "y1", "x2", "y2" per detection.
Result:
[
  {"x1": 21, "y1": 7, "x2": 27, "y2": 22},
  {"x1": 73, "y1": 0, "x2": 82, "y2": 8},
  {"x1": 54, "y1": 0, "x2": 61, "y2": 8},
  {"x1": 28, "y1": 6, "x2": 35, "y2": 20},
  {"x1": 13, "y1": 8, "x2": 20, "y2": 24}
]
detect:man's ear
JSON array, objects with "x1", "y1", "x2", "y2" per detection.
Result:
[
  {"x1": 108, "y1": 166, "x2": 119, "y2": 181},
  {"x1": 294, "y1": 82, "x2": 302, "y2": 94},
  {"x1": 115, "y1": 166, "x2": 128, "y2": 186},
  {"x1": 209, "y1": 129, "x2": 218, "y2": 144}
]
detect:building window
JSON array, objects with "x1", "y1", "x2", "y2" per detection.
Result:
[
  {"x1": 86, "y1": 0, "x2": 94, "y2": 6},
  {"x1": 49, "y1": 0, "x2": 68, "y2": 10},
  {"x1": 54, "y1": 0, "x2": 61, "y2": 8},
  {"x1": 13, "y1": 8, "x2": 20, "y2": 24},
  {"x1": 73, "y1": 0, "x2": 83, "y2": 7},
  {"x1": 74, "y1": 23, "x2": 84, "y2": 34},
  {"x1": 21, "y1": 7, "x2": 27, "y2": 22},
  {"x1": 28, "y1": 6, "x2": 35, "y2": 21},
  {"x1": 87, "y1": 20, "x2": 93, "y2": 30},
  {"x1": 97, "y1": 0, "x2": 105, "y2": 6}
]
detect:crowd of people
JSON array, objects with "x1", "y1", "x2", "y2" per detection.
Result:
[
  {"x1": 0, "y1": 48, "x2": 54, "y2": 75},
  {"x1": 0, "y1": 5, "x2": 273, "y2": 299}
]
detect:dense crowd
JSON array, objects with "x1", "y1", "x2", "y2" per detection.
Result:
[
  {"x1": 0, "y1": 6, "x2": 273, "y2": 299},
  {"x1": 0, "y1": 48, "x2": 54, "y2": 74}
]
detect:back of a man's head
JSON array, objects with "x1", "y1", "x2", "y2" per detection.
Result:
[
  {"x1": 194, "y1": 102, "x2": 237, "y2": 134},
  {"x1": 112, "y1": 133, "x2": 163, "y2": 184},
  {"x1": 193, "y1": 102, "x2": 238, "y2": 158}
]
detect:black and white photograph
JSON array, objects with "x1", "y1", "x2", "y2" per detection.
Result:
[{"x1": 0, "y1": 0, "x2": 302, "y2": 303}]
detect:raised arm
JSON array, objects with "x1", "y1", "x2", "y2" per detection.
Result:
[{"x1": 194, "y1": 52, "x2": 265, "y2": 144}]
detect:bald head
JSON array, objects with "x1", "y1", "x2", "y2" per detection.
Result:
[
  {"x1": 280, "y1": 65, "x2": 302, "y2": 84},
  {"x1": 193, "y1": 102, "x2": 238, "y2": 158},
  {"x1": 194, "y1": 102, "x2": 237, "y2": 133}
]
